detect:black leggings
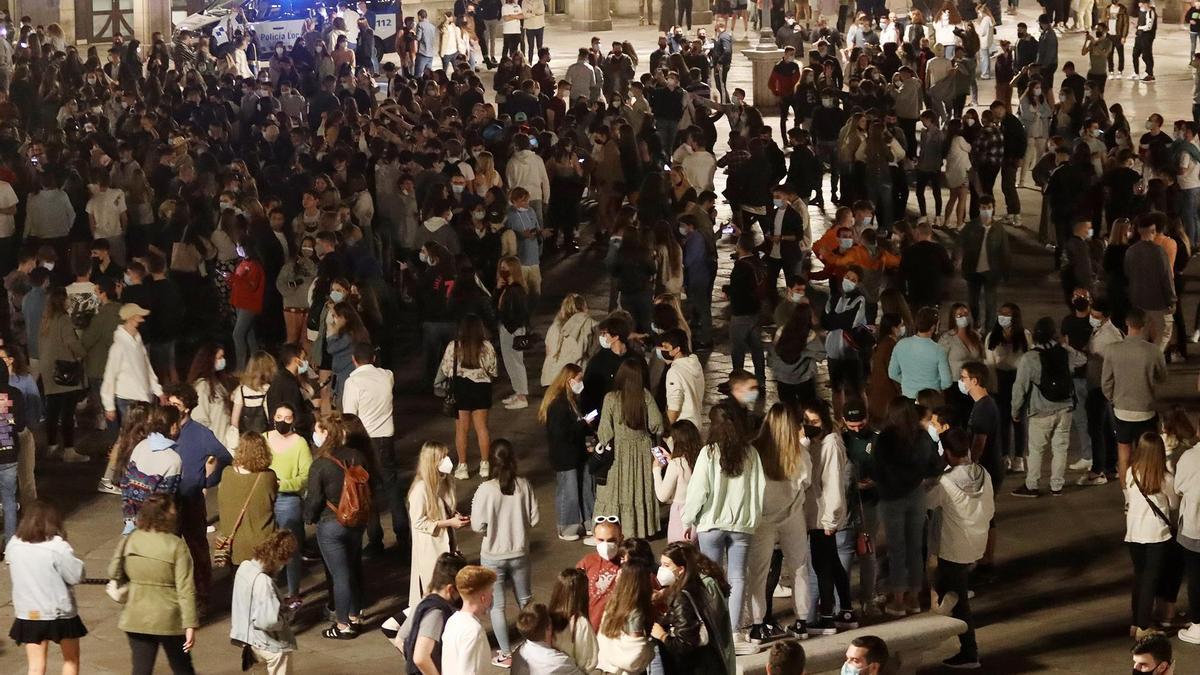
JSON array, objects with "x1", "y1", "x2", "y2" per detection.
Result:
[
  {"x1": 45, "y1": 390, "x2": 81, "y2": 448},
  {"x1": 915, "y1": 170, "x2": 943, "y2": 217},
  {"x1": 809, "y1": 529, "x2": 852, "y2": 616},
  {"x1": 1129, "y1": 541, "x2": 1170, "y2": 630},
  {"x1": 128, "y1": 632, "x2": 194, "y2": 675}
]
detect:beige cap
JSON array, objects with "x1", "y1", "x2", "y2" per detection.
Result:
[{"x1": 119, "y1": 303, "x2": 151, "y2": 320}]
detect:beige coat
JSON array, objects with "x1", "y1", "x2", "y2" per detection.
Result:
[
  {"x1": 540, "y1": 312, "x2": 598, "y2": 386},
  {"x1": 407, "y1": 479, "x2": 457, "y2": 607},
  {"x1": 37, "y1": 313, "x2": 85, "y2": 395}
]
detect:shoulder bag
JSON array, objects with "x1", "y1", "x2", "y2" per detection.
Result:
[
  {"x1": 679, "y1": 589, "x2": 710, "y2": 646},
  {"x1": 855, "y1": 489, "x2": 875, "y2": 557},
  {"x1": 437, "y1": 343, "x2": 458, "y2": 418},
  {"x1": 213, "y1": 473, "x2": 265, "y2": 568},
  {"x1": 1133, "y1": 474, "x2": 1177, "y2": 537}
]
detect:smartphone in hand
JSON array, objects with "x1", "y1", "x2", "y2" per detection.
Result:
[
  {"x1": 584, "y1": 409, "x2": 599, "y2": 424},
  {"x1": 650, "y1": 445, "x2": 669, "y2": 467}
]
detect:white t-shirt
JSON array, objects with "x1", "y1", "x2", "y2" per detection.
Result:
[
  {"x1": 502, "y1": 2, "x2": 523, "y2": 34},
  {"x1": 441, "y1": 610, "x2": 490, "y2": 675},
  {"x1": 86, "y1": 188, "x2": 127, "y2": 239},
  {"x1": 0, "y1": 180, "x2": 16, "y2": 238}
]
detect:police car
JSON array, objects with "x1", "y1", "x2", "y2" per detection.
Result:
[{"x1": 176, "y1": 0, "x2": 400, "y2": 58}]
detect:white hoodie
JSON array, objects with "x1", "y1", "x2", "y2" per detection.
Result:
[
  {"x1": 664, "y1": 354, "x2": 705, "y2": 427},
  {"x1": 927, "y1": 463, "x2": 995, "y2": 564},
  {"x1": 505, "y1": 149, "x2": 551, "y2": 203},
  {"x1": 100, "y1": 326, "x2": 162, "y2": 411}
]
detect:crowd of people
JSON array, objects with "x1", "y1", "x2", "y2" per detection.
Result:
[{"x1": 0, "y1": 0, "x2": 1196, "y2": 672}]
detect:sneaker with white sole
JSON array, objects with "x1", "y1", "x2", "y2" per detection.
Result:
[
  {"x1": 1077, "y1": 472, "x2": 1108, "y2": 486},
  {"x1": 786, "y1": 620, "x2": 809, "y2": 640},
  {"x1": 491, "y1": 652, "x2": 513, "y2": 668},
  {"x1": 478, "y1": 460, "x2": 491, "y2": 478},
  {"x1": 1068, "y1": 458, "x2": 1092, "y2": 471},
  {"x1": 809, "y1": 616, "x2": 838, "y2": 635},
  {"x1": 500, "y1": 394, "x2": 518, "y2": 405},
  {"x1": 732, "y1": 632, "x2": 761, "y2": 655},
  {"x1": 772, "y1": 583, "x2": 792, "y2": 598},
  {"x1": 503, "y1": 398, "x2": 528, "y2": 410},
  {"x1": 558, "y1": 532, "x2": 581, "y2": 541},
  {"x1": 1179, "y1": 623, "x2": 1200, "y2": 644},
  {"x1": 97, "y1": 478, "x2": 121, "y2": 495},
  {"x1": 834, "y1": 610, "x2": 858, "y2": 629},
  {"x1": 934, "y1": 591, "x2": 960, "y2": 616},
  {"x1": 62, "y1": 447, "x2": 90, "y2": 463},
  {"x1": 453, "y1": 463, "x2": 469, "y2": 480}
]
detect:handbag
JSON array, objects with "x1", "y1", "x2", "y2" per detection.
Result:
[
  {"x1": 213, "y1": 473, "x2": 264, "y2": 568},
  {"x1": 587, "y1": 441, "x2": 615, "y2": 485},
  {"x1": 438, "y1": 343, "x2": 458, "y2": 418},
  {"x1": 52, "y1": 359, "x2": 83, "y2": 387},
  {"x1": 680, "y1": 590, "x2": 710, "y2": 647},
  {"x1": 1133, "y1": 475, "x2": 1177, "y2": 537},
  {"x1": 512, "y1": 328, "x2": 537, "y2": 351},
  {"x1": 855, "y1": 490, "x2": 875, "y2": 557},
  {"x1": 170, "y1": 225, "x2": 204, "y2": 273},
  {"x1": 106, "y1": 536, "x2": 130, "y2": 603}
]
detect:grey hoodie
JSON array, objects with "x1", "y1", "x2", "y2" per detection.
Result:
[{"x1": 927, "y1": 463, "x2": 995, "y2": 564}]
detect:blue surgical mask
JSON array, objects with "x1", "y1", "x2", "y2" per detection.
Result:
[
  {"x1": 839, "y1": 237, "x2": 854, "y2": 249},
  {"x1": 215, "y1": 358, "x2": 226, "y2": 372},
  {"x1": 842, "y1": 664, "x2": 862, "y2": 675},
  {"x1": 736, "y1": 389, "x2": 759, "y2": 406},
  {"x1": 329, "y1": 290, "x2": 346, "y2": 303},
  {"x1": 958, "y1": 379, "x2": 970, "y2": 395},
  {"x1": 773, "y1": 198, "x2": 785, "y2": 208},
  {"x1": 298, "y1": 360, "x2": 310, "y2": 375},
  {"x1": 842, "y1": 278, "x2": 857, "y2": 293}
]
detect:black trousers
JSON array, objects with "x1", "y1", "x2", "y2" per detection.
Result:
[
  {"x1": 1182, "y1": 546, "x2": 1200, "y2": 621},
  {"x1": 915, "y1": 170, "x2": 942, "y2": 217},
  {"x1": 809, "y1": 529, "x2": 852, "y2": 616},
  {"x1": 677, "y1": 0, "x2": 693, "y2": 28},
  {"x1": 128, "y1": 632, "x2": 194, "y2": 675},
  {"x1": 779, "y1": 96, "x2": 802, "y2": 138},
  {"x1": 1085, "y1": 388, "x2": 1116, "y2": 475},
  {"x1": 502, "y1": 33, "x2": 522, "y2": 59},
  {"x1": 1109, "y1": 39, "x2": 1126, "y2": 72},
  {"x1": 44, "y1": 390, "x2": 81, "y2": 448},
  {"x1": 936, "y1": 559, "x2": 978, "y2": 658},
  {"x1": 366, "y1": 436, "x2": 411, "y2": 555},
  {"x1": 1129, "y1": 541, "x2": 1170, "y2": 629},
  {"x1": 1133, "y1": 33, "x2": 1154, "y2": 76}
]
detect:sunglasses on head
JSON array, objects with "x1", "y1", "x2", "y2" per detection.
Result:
[{"x1": 594, "y1": 515, "x2": 620, "y2": 524}]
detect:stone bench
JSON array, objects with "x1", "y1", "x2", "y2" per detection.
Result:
[{"x1": 735, "y1": 615, "x2": 968, "y2": 675}]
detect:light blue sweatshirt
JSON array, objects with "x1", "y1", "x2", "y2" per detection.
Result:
[{"x1": 887, "y1": 335, "x2": 953, "y2": 398}]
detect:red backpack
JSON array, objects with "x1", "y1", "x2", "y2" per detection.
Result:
[{"x1": 325, "y1": 456, "x2": 372, "y2": 528}]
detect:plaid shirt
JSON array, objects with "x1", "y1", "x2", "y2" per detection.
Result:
[{"x1": 974, "y1": 126, "x2": 1005, "y2": 168}]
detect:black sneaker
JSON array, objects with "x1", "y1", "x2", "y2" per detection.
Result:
[
  {"x1": 747, "y1": 624, "x2": 767, "y2": 644},
  {"x1": 834, "y1": 609, "x2": 858, "y2": 629},
  {"x1": 1010, "y1": 486, "x2": 1041, "y2": 498},
  {"x1": 810, "y1": 616, "x2": 838, "y2": 635},
  {"x1": 786, "y1": 619, "x2": 809, "y2": 640},
  {"x1": 1050, "y1": 487, "x2": 1064, "y2": 497},
  {"x1": 761, "y1": 622, "x2": 787, "y2": 641},
  {"x1": 943, "y1": 652, "x2": 982, "y2": 669}
]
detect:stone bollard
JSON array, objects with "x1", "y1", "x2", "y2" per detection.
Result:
[
  {"x1": 571, "y1": 0, "x2": 614, "y2": 30},
  {"x1": 742, "y1": 45, "x2": 784, "y2": 108}
]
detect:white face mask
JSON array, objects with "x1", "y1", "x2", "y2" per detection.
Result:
[
  {"x1": 1089, "y1": 316, "x2": 1103, "y2": 328},
  {"x1": 596, "y1": 541, "x2": 617, "y2": 560},
  {"x1": 789, "y1": 291, "x2": 804, "y2": 303},
  {"x1": 312, "y1": 430, "x2": 327, "y2": 448},
  {"x1": 678, "y1": 225, "x2": 688, "y2": 236},
  {"x1": 736, "y1": 389, "x2": 759, "y2": 406},
  {"x1": 955, "y1": 316, "x2": 970, "y2": 329},
  {"x1": 958, "y1": 379, "x2": 971, "y2": 395},
  {"x1": 980, "y1": 208, "x2": 993, "y2": 220},
  {"x1": 926, "y1": 424, "x2": 940, "y2": 443},
  {"x1": 570, "y1": 379, "x2": 584, "y2": 395},
  {"x1": 437, "y1": 455, "x2": 454, "y2": 474},
  {"x1": 998, "y1": 315, "x2": 1013, "y2": 328},
  {"x1": 599, "y1": 335, "x2": 613, "y2": 350},
  {"x1": 41, "y1": 262, "x2": 54, "y2": 271},
  {"x1": 656, "y1": 565, "x2": 677, "y2": 588},
  {"x1": 215, "y1": 358, "x2": 227, "y2": 372},
  {"x1": 842, "y1": 278, "x2": 857, "y2": 293},
  {"x1": 898, "y1": 324, "x2": 907, "y2": 337}
]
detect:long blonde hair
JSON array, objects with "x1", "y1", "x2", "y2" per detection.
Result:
[
  {"x1": 410, "y1": 441, "x2": 455, "y2": 521},
  {"x1": 1130, "y1": 432, "x2": 1169, "y2": 495},
  {"x1": 755, "y1": 403, "x2": 808, "y2": 481},
  {"x1": 240, "y1": 351, "x2": 278, "y2": 390},
  {"x1": 539, "y1": 363, "x2": 582, "y2": 423},
  {"x1": 498, "y1": 256, "x2": 526, "y2": 290},
  {"x1": 555, "y1": 293, "x2": 588, "y2": 326}
]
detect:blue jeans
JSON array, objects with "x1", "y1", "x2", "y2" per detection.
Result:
[
  {"x1": 555, "y1": 466, "x2": 595, "y2": 536},
  {"x1": 415, "y1": 54, "x2": 433, "y2": 76},
  {"x1": 879, "y1": 491, "x2": 926, "y2": 594},
  {"x1": 233, "y1": 308, "x2": 259, "y2": 372},
  {"x1": 698, "y1": 529, "x2": 751, "y2": 631},
  {"x1": 0, "y1": 463, "x2": 16, "y2": 547},
  {"x1": 107, "y1": 396, "x2": 140, "y2": 435},
  {"x1": 275, "y1": 495, "x2": 305, "y2": 596},
  {"x1": 481, "y1": 556, "x2": 532, "y2": 654},
  {"x1": 1071, "y1": 377, "x2": 1092, "y2": 461},
  {"x1": 316, "y1": 519, "x2": 364, "y2": 624},
  {"x1": 1178, "y1": 187, "x2": 1200, "y2": 246}
]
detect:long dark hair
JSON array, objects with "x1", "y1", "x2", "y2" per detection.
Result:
[
  {"x1": 661, "y1": 541, "x2": 704, "y2": 605},
  {"x1": 454, "y1": 314, "x2": 489, "y2": 370},
  {"x1": 986, "y1": 303, "x2": 1029, "y2": 352},
  {"x1": 614, "y1": 360, "x2": 647, "y2": 432},
  {"x1": 775, "y1": 302, "x2": 814, "y2": 364},
  {"x1": 186, "y1": 343, "x2": 224, "y2": 401},
  {"x1": 491, "y1": 438, "x2": 518, "y2": 496},
  {"x1": 707, "y1": 403, "x2": 752, "y2": 478},
  {"x1": 667, "y1": 420, "x2": 702, "y2": 469}
]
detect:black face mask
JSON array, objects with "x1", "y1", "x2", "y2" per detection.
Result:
[
  {"x1": 804, "y1": 424, "x2": 823, "y2": 439},
  {"x1": 1072, "y1": 298, "x2": 1090, "y2": 313},
  {"x1": 275, "y1": 420, "x2": 293, "y2": 435}
]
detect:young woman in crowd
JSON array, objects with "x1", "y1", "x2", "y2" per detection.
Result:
[
  {"x1": 768, "y1": 301, "x2": 825, "y2": 406},
  {"x1": 594, "y1": 360, "x2": 664, "y2": 540},
  {"x1": 265, "y1": 403, "x2": 312, "y2": 609},
  {"x1": 408, "y1": 440, "x2": 468, "y2": 608},
  {"x1": 596, "y1": 560, "x2": 655, "y2": 674},
  {"x1": 984, "y1": 302, "x2": 1030, "y2": 473},
  {"x1": 496, "y1": 255, "x2": 533, "y2": 411},
  {"x1": 439, "y1": 314, "x2": 497, "y2": 480},
  {"x1": 939, "y1": 302, "x2": 984, "y2": 418},
  {"x1": 229, "y1": 530, "x2": 298, "y2": 673},
  {"x1": 121, "y1": 405, "x2": 183, "y2": 527},
  {"x1": 682, "y1": 403, "x2": 764, "y2": 647},
  {"x1": 653, "y1": 541, "x2": 728, "y2": 674},
  {"x1": 185, "y1": 343, "x2": 232, "y2": 449},
  {"x1": 800, "y1": 400, "x2": 854, "y2": 634},
  {"x1": 37, "y1": 286, "x2": 87, "y2": 464},
  {"x1": 540, "y1": 294, "x2": 598, "y2": 388},
  {"x1": 549, "y1": 568, "x2": 599, "y2": 672},
  {"x1": 231, "y1": 351, "x2": 276, "y2": 437},
  {"x1": 1125, "y1": 433, "x2": 1178, "y2": 641},
  {"x1": 109, "y1": 494, "x2": 198, "y2": 675},
  {"x1": 304, "y1": 413, "x2": 368, "y2": 640},
  {"x1": 6, "y1": 499, "x2": 87, "y2": 675},
  {"x1": 654, "y1": 419, "x2": 702, "y2": 543},
  {"x1": 471, "y1": 439, "x2": 540, "y2": 667},
  {"x1": 540, "y1": 363, "x2": 594, "y2": 541},
  {"x1": 217, "y1": 433, "x2": 280, "y2": 567}
]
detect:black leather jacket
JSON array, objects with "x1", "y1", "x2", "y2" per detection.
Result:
[{"x1": 657, "y1": 584, "x2": 728, "y2": 675}]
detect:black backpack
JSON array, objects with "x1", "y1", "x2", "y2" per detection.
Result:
[
  {"x1": 238, "y1": 386, "x2": 271, "y2": 434},
  {"x1": 1035, "y1": 345, "x2": 1073, "y2": 403}
]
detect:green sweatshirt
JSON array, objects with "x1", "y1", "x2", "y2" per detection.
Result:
[{"x1": 682, "y1": 443, "x2": 765, "y2": 534}]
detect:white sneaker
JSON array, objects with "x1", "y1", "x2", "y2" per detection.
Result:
[
  {"x1": 501, "y1": 394, "x2": 518, "y2": 405},
  {"x1": 933, "y1": 592, "x2": 960, "y2": 616},
  {"x1": 733, "y1": 632, "x2": 761, "y2": 655},
  {"x1": 503, "y1": 398, "x2": 528, "y2": 410},
  {"x1": 1191, "y1": 329, "x2": 1200, "y2": 344},
  {"x1": 1068, "y1": 458, "x2": 1092, "y2": 471},
  {"x1": 479, "y1": 460, "x2": 491, "y2": 478},
  {"x1": 772, "y1": 583, "x2": 792, "y2": 598},
  {"x1": 62, "y1": 447, "x2": 90, "y2": 463},
  {"x1": 1128, "y1": 73, "x2": 1140, "y2": 80},
  {"x1": 1179, "y1": 623, "x2": 1200, "y2": 644},
  {"x1": 1077, "y1": 473, "x2": 1108, "y2": 486},
  {"x1": 453, "y1": 463, "x2": 470, "y2": 480},
  {"x1": 97, "y1": 478, "x2": 121, "y2": 495},
  {"x1": 558, "y1": 532, "x2": 581, "y2": 542}
]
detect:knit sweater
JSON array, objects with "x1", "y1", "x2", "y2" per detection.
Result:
[
  {"x1": 1101, "y1": 336, "x2": 1166, "y2": 417},
  {"x1": 887, "y1": 335, "x2": 953, "y2": 398},
  {"x1": 470, "y1": 477, "x2": 540, "y2": 560}
]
